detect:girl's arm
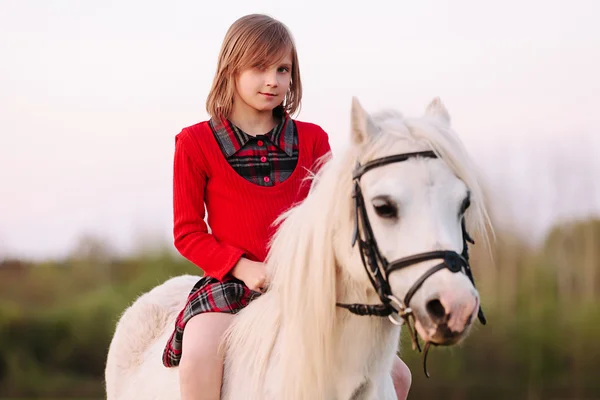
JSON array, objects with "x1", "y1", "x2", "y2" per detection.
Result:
[
  {"x1": 172, "y1": 134, "x2": 244, "y2": 281},
  {"x1": 313, "y1": 126, "x2": 332, "y2": 171}
]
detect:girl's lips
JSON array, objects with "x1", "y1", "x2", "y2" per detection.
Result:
[{"x1": 260, "y1": 92, "x2": 276, "y2": 97}]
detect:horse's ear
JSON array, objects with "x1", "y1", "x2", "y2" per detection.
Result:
[
  {"x1": 425, "y1": 97, "x2": 451, "y2": 127},
  {"x1": 351, "y1": 96, "x2": 379, "y2": 145}
]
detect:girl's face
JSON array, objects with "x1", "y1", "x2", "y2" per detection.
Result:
[{"x1": 234, "y1": 52, "x2": 293, "y2": 115}]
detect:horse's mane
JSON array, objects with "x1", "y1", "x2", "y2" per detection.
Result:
[{"x1": 223, "y1": 109, "x2": 493, "y2": 400}]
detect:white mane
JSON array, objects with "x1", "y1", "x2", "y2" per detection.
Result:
[{"x1": 223, "y1": 104, "x2": 493, "y2": 399}]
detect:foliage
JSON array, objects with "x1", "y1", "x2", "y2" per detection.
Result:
[{"x1": 0, "y1": 220, "x2": 599, "y2": 399}]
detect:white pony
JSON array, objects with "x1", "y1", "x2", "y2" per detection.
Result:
[{"x1": 105, "y1": 97, "x2": 492, "y2": 400}]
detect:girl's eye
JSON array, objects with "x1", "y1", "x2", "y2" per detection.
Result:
[{"x1": 278, "y1": 66, "x2": 290, "y2": 73}]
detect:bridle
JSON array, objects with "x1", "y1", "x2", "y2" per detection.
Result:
[{"x1": 336, "y1": 150, "x2": 486, "y2": 376}]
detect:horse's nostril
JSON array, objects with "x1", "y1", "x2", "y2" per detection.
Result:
[
  {"x1": 426, "y1": 299, "x2": 447, "y2": 321},
  {"x1": 466, "y1": 312, "x2": 473, "y2": 326}
]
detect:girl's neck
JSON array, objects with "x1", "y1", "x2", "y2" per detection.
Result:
[{"x1": 229, "y1": 101, "x2": 277, "y2": 137}]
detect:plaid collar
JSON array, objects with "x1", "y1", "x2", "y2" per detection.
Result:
[{"x1": 210, "y1": 113, "x2": 294, "y2": 158}]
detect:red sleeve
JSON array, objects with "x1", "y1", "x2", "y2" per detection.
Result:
[
  {"x1": 312, "y1": 126, "x2": 332, "y2": 173},
  {"x1": 172, "y1": 131, "x2": 245, "y2": 281}
]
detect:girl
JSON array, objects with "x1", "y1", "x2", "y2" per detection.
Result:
[{"x1": 162, "y1": 13, "x2": 412, "y2": 400}]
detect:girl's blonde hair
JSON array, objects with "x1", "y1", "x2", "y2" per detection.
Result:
[{"x1": 206, "y1": 14, "x2": 302, "y2": 119}]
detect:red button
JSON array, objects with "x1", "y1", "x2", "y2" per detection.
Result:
[
  {"x1": 257, "y1": 140, "x2": 264, "y2": 146},
  {"x1": 263, "y1": 176, "x2": 270, "y2": 183},
  {"x1": 260, "y1": 156, "x2": 267, "y2": 162}
]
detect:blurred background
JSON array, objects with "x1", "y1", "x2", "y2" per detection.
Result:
[{"x1": 1, "y1": 0, "x2": 599, "y2": 399}]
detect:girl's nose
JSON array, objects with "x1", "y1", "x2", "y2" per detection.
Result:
[{"x1": 265, "y1": 70, "x2": 278, "y2": 87}]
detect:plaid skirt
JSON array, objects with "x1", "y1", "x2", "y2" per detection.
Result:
[{"x1": 162, "y1": 276, "x2": 261, "y2": 367}]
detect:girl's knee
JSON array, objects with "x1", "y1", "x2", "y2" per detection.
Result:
[
  {"x1": 392, "y1": 356, "x2": 412, "y2": 399},
  {"x1": 179, "y1": 315, "x2": 232, "y2": 399},
  {"x1": 180, "y1": 313, "x2": 233, "y2": 368},
  {"x1": 393, "y1": 356, "x2": 411, "y2": 385},
  {"x1": 179, "y1": 340, "x2": 216, "y2": 369}
]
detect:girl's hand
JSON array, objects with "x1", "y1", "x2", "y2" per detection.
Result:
[{"x1": 231, "y1": 258, "x2": 268, "y2": 293}]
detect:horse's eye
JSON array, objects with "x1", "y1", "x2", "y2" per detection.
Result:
[{"x1": 372, "y1": 196, "x2": 398, "y2": 219}]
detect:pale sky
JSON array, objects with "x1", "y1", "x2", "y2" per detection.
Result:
[{"x1": 1, "y1": 0, "x2": 599, "y2": 259}]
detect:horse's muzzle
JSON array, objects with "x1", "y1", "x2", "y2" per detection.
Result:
[{"x1": 416, "y1": 293, "x2": 479, "y2": 345}]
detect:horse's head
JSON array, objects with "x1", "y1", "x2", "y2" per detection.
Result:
[
  {"x1": 262, "y1": 96, "x2": 494, "y2": 394},
  {"x1": 336, "y1": 97, "x2": 491, "y2": 348}
]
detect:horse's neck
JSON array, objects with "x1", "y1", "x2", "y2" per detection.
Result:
[
  {"x1": 330, "y1": 310, "x2": 400, "y2": 399},
  {"x1": 334, "y1": 276, "x2": 401, "y2": 381},
  {"x1": 336, "y1": 311, "x2": 399, "y2": 357}
]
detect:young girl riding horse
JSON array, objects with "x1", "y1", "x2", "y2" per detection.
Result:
[{"x1": 161, "y1": 13, "x2": 412, "y2": 400}]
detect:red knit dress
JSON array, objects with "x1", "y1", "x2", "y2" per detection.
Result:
[{"x1": 162, "y1": 116, "x2": 331, "y2": 367}]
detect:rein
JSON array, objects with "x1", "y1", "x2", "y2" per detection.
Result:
[{"x1": 336, "y1": 150, "x2": 486, "y2": 377}]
